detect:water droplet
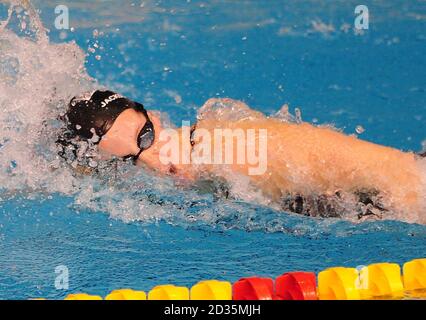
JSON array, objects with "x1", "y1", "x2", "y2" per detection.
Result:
[
  {"x1": 295, "y1": 108, "x2": 302, "y2": 123},
  {"x1": 88, "y1": 159, "x2": 98, "y2": 168},
  {"x1": 90, "y1": 136, "x2": 100, "y2": 144},
  {"x1": 95, "y1": 55, "x2": 101, "y2": 61},
  {"x1": 355, "y1": 125, "x2": 365, "y2": 134}
]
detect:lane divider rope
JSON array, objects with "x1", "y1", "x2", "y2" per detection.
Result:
[{"x1": 42, "y1": 258, "x2": 426, "y2": 300}]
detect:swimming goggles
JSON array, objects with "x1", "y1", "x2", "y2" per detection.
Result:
[{"x1": 123, "y1": 103, "x2": 155, "y2": 164}]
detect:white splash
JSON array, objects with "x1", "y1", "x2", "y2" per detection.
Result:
[{"x1": 0, "y1": 1, "x2": 94, "y2": 193}]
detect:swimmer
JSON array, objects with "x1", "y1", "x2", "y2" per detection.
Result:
[{"x1": 57, "y1": 90, "x2": 426, "y2": 221}]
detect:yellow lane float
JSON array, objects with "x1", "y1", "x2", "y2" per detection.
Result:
[
  {"x1": 403, "y1": 258, "x2": 426, "y2": 291},
  {"x1": 318, "y1": 267, "x2": 360, "y2": 300},
  {"x1": 148, "y1": 284, "x2": 190, "y2": 300},
  {"x1": 359, "y1": 263, "x2": 403, "y2": 299},
  {"x1": 64, "y1": 293, "x2": 103, "y2": 300},
  {"x1": 190, "y1": 280, "x2": 232, "y2": 300},
  {"x1": 105, "y1": 289, "x2": 147, "y2": 300}
]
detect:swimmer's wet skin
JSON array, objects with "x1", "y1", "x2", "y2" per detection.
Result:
[{"x1": 59, "y1": 90, "x2": 426, "y2": 223}]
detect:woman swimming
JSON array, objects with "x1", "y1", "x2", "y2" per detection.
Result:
[{"x1": 58, "y1": 90, "x2": 426, "y2": 222}]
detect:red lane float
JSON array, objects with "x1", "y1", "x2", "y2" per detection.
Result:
[
  {"x1": 275, "y1": 272, "x2": 317, "y2": 300},
  {"x1": 233, "y1": 277, "x2": 275, "y2": 300}
]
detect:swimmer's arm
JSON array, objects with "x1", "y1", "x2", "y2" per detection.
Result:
[{"x1": 269, "y1": 122, "x2": 422, "y2": 209}]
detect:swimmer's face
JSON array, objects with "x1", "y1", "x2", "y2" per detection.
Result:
[
  {"x1": 98, "y1": 109, "x2": 168, "y2": 172},
  {"x1": 98, "y1": 108, "x2": 147, "y2": 158}
]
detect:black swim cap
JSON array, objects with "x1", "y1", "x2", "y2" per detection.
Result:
[{"x1": 65, "y1": 90, "x2": 146, "y2": 142}]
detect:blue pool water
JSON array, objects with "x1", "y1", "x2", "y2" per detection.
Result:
[{"x1": 0, "y1": 0, "x2": 425, "y2": 299}]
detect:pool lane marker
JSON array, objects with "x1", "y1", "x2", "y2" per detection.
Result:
[
  {"x1": 64, "y1": 293, "x2": 102, "y2": 300},
  {"x1": 275, "y1": 272, "x2": 317, "y2": 300},
  {"x1": 105, "y1": 289, "x2": 147, "y2": 300},
  {"x1": 318, "y1": 267, "x2": 360, "y2": 300},
  {"x1": 59, "y1": 258, "x2": 425, "y2": 300},
  {"x1": 233, "y1": 277, "x2": 275, "y2": 300},
  {"x1": 191, "y1": 280, "x2": 232, "y2": 300},
  {"x1": 148, "y1": 285, "x2": 189, "y2": 300},
  {"x1": 403, "y1": 259, "x2": 426, "y2": 292},
  {"x1": 358, "y1": 263, "x2": 404, "y2": 299}
]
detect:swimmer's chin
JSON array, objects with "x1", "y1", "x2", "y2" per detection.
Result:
[{"x1": 135, "y1": 156, "x2": 195, "y2": 181}]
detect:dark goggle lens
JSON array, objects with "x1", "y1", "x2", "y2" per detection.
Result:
[
  {"x1": 123, "y1": 119, "x2": 155, "y2": 163},
  {"x1": 137, "y1": 125, "x2": 155, "y2": 150}
]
